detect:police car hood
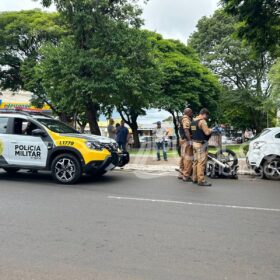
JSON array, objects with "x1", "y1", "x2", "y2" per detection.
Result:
[{"x1": 60, "y1": 133, "x2": 116, "y2": 144}]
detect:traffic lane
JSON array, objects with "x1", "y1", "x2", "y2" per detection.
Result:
[
  {"x1": 1, "y1": 204, "x2": 280, "y2": 280},
  {"x1": 0, "y1": 171, "x2": 279, "y2": 279},
  {"x1": 1, "y1": 169, "x2": 279, "y2": 211}
]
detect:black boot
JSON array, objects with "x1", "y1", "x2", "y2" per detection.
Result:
[{"x1": 198, "y1": 181, "x2": 212, "y2": 187}]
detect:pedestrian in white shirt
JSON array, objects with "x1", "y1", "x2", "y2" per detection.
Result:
[{"x1": 153, "y1": 121, "x2": 168, "y2": 161}]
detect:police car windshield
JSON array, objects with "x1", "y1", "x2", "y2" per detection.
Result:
[{"x1": 38, "y1": 118, "x2": 80, "y2": 134}]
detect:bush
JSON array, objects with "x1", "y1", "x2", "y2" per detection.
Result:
[{"x1": 243, "y1": 143, "x2": 249, "y2": 155}]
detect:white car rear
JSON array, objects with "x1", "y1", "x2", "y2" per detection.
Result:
[{"x1": 246, "y1": 128, "x2": 280, "y2": 180}]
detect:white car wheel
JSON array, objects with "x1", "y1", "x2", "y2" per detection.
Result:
[{"x1": 263, "y1": 158, "x2": 280, "y2": 181}]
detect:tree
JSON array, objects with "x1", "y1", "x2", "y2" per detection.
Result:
[
  {"x1": 222, "y1": 0, "x2": 280, "y2": 55},
  {"x1": 0, "y1": 10, "x2": 65, "y2": 91},
  {"x1": 150, "y1": 33, "x2": 220, "y2": 144},
  {"x1": 189, "y1": 9, "x2": 275, "y2": 132},
  {"x1": 32, "y1": 36, "x2": 115, "y2": 130},
  {"x1": 39, "y1": 0, "x2": 147, "y2": 135},
  {"x1": 269, "y1": 59, "x2": 280, "y2": 110},
  {"x1": 107, "y1": 28, "x2": 161, "y2": 148}
]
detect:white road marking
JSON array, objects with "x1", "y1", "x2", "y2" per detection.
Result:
[{"x1": 108, "y1": 196, "x2": 280, "y2": 213}]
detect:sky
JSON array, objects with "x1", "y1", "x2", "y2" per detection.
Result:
[
  {"x1": 0, "y1": 0, "x2": 219, "y2": 42},
  {"x1": 0, "y1": 0, "x2": 220, "y2": 122}
]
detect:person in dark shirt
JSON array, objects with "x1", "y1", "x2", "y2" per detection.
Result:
[{"x1": 116, "y1": 120, "x2": 129, "y2": 151}]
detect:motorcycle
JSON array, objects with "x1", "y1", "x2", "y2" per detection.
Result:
[
  {"x1": 177, "y1": 127, "x2": 239, "y2": 180},
  {"x1": 206, "y1": 148, "x2": 239, "y2": 179}
]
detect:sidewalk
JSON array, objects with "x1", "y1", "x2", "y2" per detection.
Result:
[{"x1": 124, "y1": 154, "x2": 254, "y2": 175}]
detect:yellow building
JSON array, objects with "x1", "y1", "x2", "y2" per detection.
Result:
[{"x1": 0, "y1": 91, "x2": 50, "y2": 112}]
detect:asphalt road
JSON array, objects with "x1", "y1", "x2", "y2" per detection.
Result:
[{"x1": 0, "y1": 169, "x2": 279, "y2": 280}]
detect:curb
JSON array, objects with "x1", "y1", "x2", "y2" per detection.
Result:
[{"x1": 123, "y1": 164, "x2": 255, "y2": 176}]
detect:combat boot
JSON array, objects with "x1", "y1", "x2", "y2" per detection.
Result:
[{"x1": 198, "y1": 181, "x2": 212, "y2": 187}]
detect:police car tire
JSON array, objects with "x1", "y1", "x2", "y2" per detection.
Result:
[
  {"x1": 3, "y1": 168, "x2": 20, "y2": 174},
  {"x1": 51, "y1": 154, "x2": 82, "y2": 184}
]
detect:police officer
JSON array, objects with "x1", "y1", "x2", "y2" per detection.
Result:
[
  {"x1": 178, "y1": 108, "x2": 193, "y2": 182},
  {"x1": 191, "y1": 108, "x2": 212, "y2": 186}
]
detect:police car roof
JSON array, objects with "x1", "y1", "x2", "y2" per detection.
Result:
[{"x1": 0, "y1": 110, "x2": 53, "y2": 119}]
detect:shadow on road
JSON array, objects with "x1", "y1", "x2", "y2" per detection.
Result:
[{"x1": 0, "y1": 170, "x2": 124, "y2": 187}]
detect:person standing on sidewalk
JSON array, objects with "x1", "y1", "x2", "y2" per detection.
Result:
[
  {"x1": 116, "y1": 120, "x2": 129, "y2": 151},
  {"x1": 178, "y1": 108, "x2": 193, "y2": 182},
  {"x1": 191, "y1": 108, "x2": 212, "y2": 187},
  {"x1": 107, "y1": 118, "x2": 116, "y2": 140},
  {"x1": 153, "y1": 121, "x2": 168, "y2": 161}
]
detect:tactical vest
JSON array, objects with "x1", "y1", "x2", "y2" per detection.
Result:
[{"x1": 191, "y1": 119, "x2": 210, "y2": 142}]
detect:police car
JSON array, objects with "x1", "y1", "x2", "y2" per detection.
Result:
[{"x1": 0, "y1": 110, "x2": 129, "y2": 184}]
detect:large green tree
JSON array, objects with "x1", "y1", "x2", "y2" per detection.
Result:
[
  {"x1": 150, "y1": 33, "x2": 220, "y2": 143},
  {"x1": 39, "y1": 0, "x2": 147, "y2": 135},
  {"x1": 31, "y1": 37, "x2": 110, "y2": 126},
  {"x1": 222, "y1": 0, "x2": 280, "y2": 55},
  {"x1": 269, "y1": 59, "x2": 280, "y2": 110},
  {"x1": 109, "y1": 28, "x2": 161, "y2": 148},
  {"x1": 189, "y1": 9, "x2": 275, "y2": 132},
  {"x1": 34, "y1": 23, "x2": 160, "y2": 144},
  {"x1": 0, "y1": 10, "x2": 65, "y2": 91}
]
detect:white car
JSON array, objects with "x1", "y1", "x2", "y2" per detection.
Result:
[
  {"x1": 246, "y1": 128, "x2": 280, "y2": 180},
  {"x1": 222, "y1": 135, "x2": 234, "y2": 145}
]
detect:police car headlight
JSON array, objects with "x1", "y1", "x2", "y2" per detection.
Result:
[{"x1": 86, "y1": 141, "x2": 103, "y2": 151}]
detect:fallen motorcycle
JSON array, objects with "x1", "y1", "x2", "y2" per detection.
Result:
[
  {"x1": 176, "y1": 128, "x2": 239, "y2": 180},
  {"x1": 206, "y1": 148, "x2": 239, "y2": 180},
  {"x1": 176, "y1": 148, "x2": 239, "y2": 180}
]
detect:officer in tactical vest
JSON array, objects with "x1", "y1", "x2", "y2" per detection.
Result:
[
  {"x1": 191, "y1": 108, "x2": 212, "y2": 186},
  {"x1": 178, "y1": 108, "x2": 193, "y2": 181}
]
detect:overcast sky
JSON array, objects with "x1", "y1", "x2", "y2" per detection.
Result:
[{"x1": 0, "y1": 0, "x2": 219, "y2": 42}]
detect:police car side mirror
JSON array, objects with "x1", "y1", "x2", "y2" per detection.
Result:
[{"x1": 32, "y1": 129, "x2": 46, "y2": 137}]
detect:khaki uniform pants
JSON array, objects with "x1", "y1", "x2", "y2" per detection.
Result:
[
  {"x1": 192, "y1": 142, "x2": 208, "y2": 183},
  {"x1": 180, "y1": 140, "x2": 193, "y2": 178}
]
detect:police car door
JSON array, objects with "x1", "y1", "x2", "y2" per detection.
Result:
[
  {"x1": 0, "y1": 116, "x2": 10, "y2": 165},
  {"x1": 8, "y1": 117, "x2": 48, "y2": 167}
]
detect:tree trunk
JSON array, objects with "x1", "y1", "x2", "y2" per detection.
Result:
[
  {"x1": 77, "y1": 120, "x2": 87, "y2": 133},
  {"x1": 170, "y1": 111, "x2": 180, "y2": 151},
  {"x1": 59, "y1": 113, "x2": 72, "y2": 124},
  {"x1": 80, "y1": 124, "x2": 87, "y2": 133},
  {"x1": 131, "y1": 119, "x2": 140, "y2": 149},
  {"x1": 86, "y1": 100, "x2": 101, "y2": 135}
]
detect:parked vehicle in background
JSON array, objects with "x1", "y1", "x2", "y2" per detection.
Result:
[
  {"x1": 235, "y1": 136, "x2": 243, "y2": 144},
  {"x1": 139, "y1": 135, "x2": 154, "y2": 145},
  {"x1": 222, "y1": 135, "x2": 234, "y2": 145},
  {"x1": 139, "y1": 135, "x2": 172, "y2": 148},
  {"x1": 246, "y1": 128, "x2": 280, "y2": 180}
]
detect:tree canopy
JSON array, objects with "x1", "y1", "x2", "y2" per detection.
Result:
[
  {"x1": 36, "y1": 0, "x2": 149, "y2": 136},
  {"x1": 189, "y1": 9, "x2": 275, "y2": 131},
  {"x1": 149, "y1": 32, "x2": 220, "y2": 141},
  {"x1": 108, "y1": 27, "x2": 161, "y2": 147},
  {"x1": 269, "y1": 59, "x2": 280, "y2": 109},
  {"x1": 222, "y1": 0, "x2": 280, "y2": 56},
  {"x1": 0, "y1": 9, "x2": 65, "y2": 91}
]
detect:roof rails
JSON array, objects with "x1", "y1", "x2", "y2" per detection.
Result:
[{"x1": 0, "y1": 109, "x2": 30, "y2": 116}]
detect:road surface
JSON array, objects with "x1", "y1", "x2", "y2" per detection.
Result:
[{"x1": 0, "y1": 170, "x2": 279, "y2": 280}]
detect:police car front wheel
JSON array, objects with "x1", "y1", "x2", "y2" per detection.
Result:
[{"x1": 51, "y1": 154, "x2": 82, "y2": 184}]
